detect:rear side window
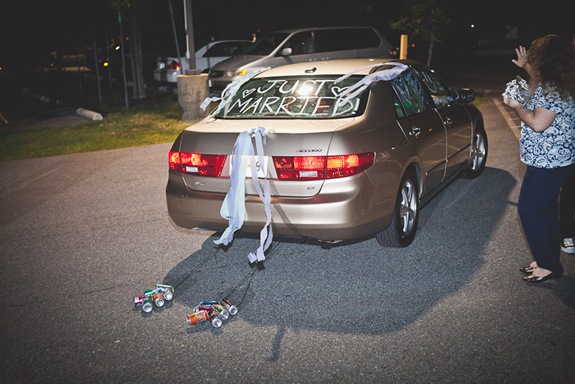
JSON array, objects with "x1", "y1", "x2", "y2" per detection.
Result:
[
  {"x1": 393, "y1": 93, "x2": 406, "y2": 119},
  {"x1": 314, "y1": 28, "x2": 381, "y2": 52},
  {"x1": 285, "y1": 32, "x2": 316, "y2": 55},
  {"x1": 415, "y1": 68, "x2": 455, "y2": 109},
  {"x1": 392, "y1": 69, "x2": 431, "y2": 117}
]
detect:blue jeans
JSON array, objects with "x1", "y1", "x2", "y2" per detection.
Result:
[{"x1": 518, "y1": 164, "x2": 575, "y2": 275}]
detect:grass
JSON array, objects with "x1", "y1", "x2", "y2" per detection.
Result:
[{"x1": 0, "y1": 89, "x2": 191, "y2": 162}]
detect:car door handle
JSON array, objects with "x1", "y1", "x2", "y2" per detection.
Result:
[{"x1": 408, "y1": 126, "x2": 421, "y2": 138}]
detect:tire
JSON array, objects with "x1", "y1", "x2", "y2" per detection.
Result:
[
  {"x1": 464, "y1": 127, "x2": 488, "y2": 179},
  {"x1": 376, "y1": 169, "x2": 419, "y2": 247}
]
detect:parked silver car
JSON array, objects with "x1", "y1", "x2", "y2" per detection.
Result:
[
  {"x1": 153, "y1": 40, "x2": 253, "y2": 83},
  {"x1": 166, "y1": 58, "x2": 488, "y2": 248},
  {"x1": 207, "y1": 26, "x2": 392, "y2": 96}
]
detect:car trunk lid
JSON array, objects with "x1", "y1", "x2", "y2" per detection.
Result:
[{"x1": 176, "y1": 118, "x2": 355, "y2": 198}]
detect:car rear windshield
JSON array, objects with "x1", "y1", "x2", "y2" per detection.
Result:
[{"x1": 215, "y1": 75, "x2": 367, "y2": 119}]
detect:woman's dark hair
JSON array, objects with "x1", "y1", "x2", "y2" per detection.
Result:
[{"x1": 527, "y1": 34, "x2": 575, "y2": 99}]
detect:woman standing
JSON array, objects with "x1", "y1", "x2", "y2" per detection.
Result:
[{"x1": 503, "y1": 34, "x2": 575, "y2": 282}]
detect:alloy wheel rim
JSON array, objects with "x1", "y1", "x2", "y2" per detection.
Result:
[{"x1": 399, "y1": 180, "x2": 417, "y2": 235}]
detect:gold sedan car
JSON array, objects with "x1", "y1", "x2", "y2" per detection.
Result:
[{"x1": 166, "y1": 58, "x2": 487, "y2": 248}]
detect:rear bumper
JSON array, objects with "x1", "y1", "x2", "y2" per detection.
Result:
[
  {"x1": 153, "y1": 69, "x2": 179, "y2": 83},
  {"x1": 166, "y1": 173, "x2": 393, "y2": 242}
]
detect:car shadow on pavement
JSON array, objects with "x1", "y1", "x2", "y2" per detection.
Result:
[
  {"x1": 528, "y1": 275, "x2": 575, "y2": 308},
  {"x1": 164, "y1": 166, "x2": 517, "y2": 335}
]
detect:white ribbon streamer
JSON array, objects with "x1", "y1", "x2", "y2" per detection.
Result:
[
  {"x1": 335, "y1": 62, "x2": 409, "y2": 109},
  {"x1": 214, "y1": 127, "x2": 273, "y2": 263}
]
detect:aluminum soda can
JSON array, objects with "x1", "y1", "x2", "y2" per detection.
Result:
[
  {"x1": 162, "y1": 288, "x2": 173, "y2": 301},
  {"x1": 142, "y1": 297, "x2": 153, "y2": 313},
  {"x1": 133, "y1": 295, "x2": 145, "y2": 308},
  {"x1": 199, "y1": 300, "x2": 219, "y2": 306},
  {"x1": 211, "y1": 304, "x2": 230, "y2": 320},
  {"x1": 221, "y1": 298, "x2": 238, "y2": 316},
  {"x1": 186, "y1": 310, "x2": 208, "y2": 325},
  {"x1": 152, "y1": 292, "x2": 165, "y2": 307},
  {"x1": 194, "y1": 304, "x2": 212, "y2": 313},
  {"x1": 156, "y1": 284, "x2": 174, "y2": 301},
  {"x1": 209, "y1": 311, "x2": 223, "y2": 328}
]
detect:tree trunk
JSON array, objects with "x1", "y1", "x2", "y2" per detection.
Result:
[
  {"x1": 129, "y1": 10, "x2": 146, "y2": 99},
  {"x1": 426, "y1": 40, "x2": 434, "y2": 67}
]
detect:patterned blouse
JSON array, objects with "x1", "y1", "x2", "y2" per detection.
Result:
[{"x1": 520, "y1": 83, "x2": 575, "y2": 168}]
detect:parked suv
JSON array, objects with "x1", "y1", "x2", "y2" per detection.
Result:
[
  {"x1": 153, "y1": 39, "x2": 253, "y2": 84},
  {"x1": 207, "y1": 26, "x2": 392, "y2": 96}
]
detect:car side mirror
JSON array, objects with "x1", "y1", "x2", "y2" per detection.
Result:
[
  {"x1": 281, "y1": 47, "x2": 293, "y2": 56},
  {"x1": 457, "y1": 88, "x2": 476, "y2": 103}
]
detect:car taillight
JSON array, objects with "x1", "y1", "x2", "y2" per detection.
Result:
[
  {"x1": 169, "y1": 151, "x2": 226, "y2": 177},
  {"x1": 273, "y1": 152, "x2": 375, "y2": 180},
  {"x1": 167, "y1": 60, "x2": 181, "y2": 71}
]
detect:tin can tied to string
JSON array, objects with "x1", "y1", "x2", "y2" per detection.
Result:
[
  {"x1": 220, "y1": 297, "x2": 238, "y2": 316},
  {"x1": 186, "y1": 310, "x2": 209, "y2": 326}
]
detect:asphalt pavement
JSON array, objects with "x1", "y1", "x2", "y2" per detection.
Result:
[{"x1": 1, "y1": 59, "x2": 575, "y2": 384}]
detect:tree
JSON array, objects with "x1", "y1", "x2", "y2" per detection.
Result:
[{"x1": 389, "y1": 0, "x2": 450, "y2": 66}]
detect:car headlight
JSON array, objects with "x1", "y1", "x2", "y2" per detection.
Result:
[
  {"x1": 224, "y1": 70, "x2": 241, "y2": 77},
  {"x1": 233, "y1": 67, "x2": 269, "y2": 78}
]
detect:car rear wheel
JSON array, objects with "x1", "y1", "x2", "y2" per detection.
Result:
[
  {"x1": 376, "y1": 169, "x2": 419, "y2": 247},
  {"x1": 464, "y1": 127, "x2": 488, "y2": 179}
]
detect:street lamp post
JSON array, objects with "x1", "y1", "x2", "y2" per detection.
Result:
[
  {"x1": 176, "y1": 0, "x2": 207, "y2": 122},
  {"x1": 183, "y1": 0, "x2": 198, "y2": 74},
  {"x1": 168, "y1": 0, "x2": 183, "y2": 75}
]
